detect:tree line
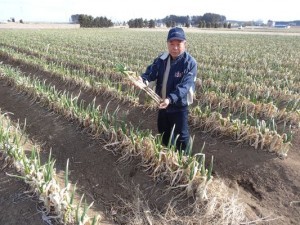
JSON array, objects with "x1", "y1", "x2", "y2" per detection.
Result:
[
  {"x1": 70, "y1": 12, "x2": 230, "y2": 28},
  {"x1": 126, "y1": 13, "x2": 230, "y2": 28},
  {"x1": 71, "y1": 14, "x2": 113, "y2": 27},
  {"x1": 127, "y1": 18, "x2": 156, "y2": 28}
]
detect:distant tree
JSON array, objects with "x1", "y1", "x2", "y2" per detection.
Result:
[
  {"x1": 127, "y1": 18, "x2": 146, "y2": 28},
  {"x1": 163, "y1": 15, "x2": 190, "y2": 27},
  {"x1": 198, "y1": 21, "x2": 202, "y2": 28},
  {"x1": 165, "y1": 20, "x2": 176, "y2": 27},
  {"x1": 191, "y1": 16, "x2": 202, "y2": 26},
  {"x1": 19, "y1": 19, "x2": 24, "y2": 24},
  {"x1": 228, "y1": 23, "x2": 231, "y2": 28},
  {"x1": 127, "y1": 19, "x2": 133, "y2": 27},
  {"x1": 96, "y1": 16, "x2": 113, "y2": 27},
  {"x1": 165, "y1": 20, "x2": 172, "y2": 28},
  {"x1": 71, "y1": 14, "x2": 80, "y2": 23},
  {"x1": 78, "y1": 14, "x2": 113, "y2": 28},
  {"x1": 186, "y1": 15, "x2": 191, "y2": 27},
  {"x1": 143, "y1": 19, "x2": 148, "y2": 28},
  {"x1": 149, "y1": 19, "x2": 155, "y2": 28},
  {"x1": 199, "y1": 20, "x2": 206, "y2": 28},
  {"x1": 78, "y1": 15, "x2": 91, "y2": 27},
  {"x1": 137, "y1": 18, "x2": 144, "y2": 27},
  {"x1": 93, "y1": 17, "x2": 101, "y2": 27},
  {"x1": 202, "y1": 13, "x2": 226, "y2": 24}
]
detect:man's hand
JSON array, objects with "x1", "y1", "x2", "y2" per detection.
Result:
[{"x1": 159, "y1": 98, "x2": 170, "y2": 109}]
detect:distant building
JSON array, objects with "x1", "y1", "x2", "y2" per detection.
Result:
[
  {"x1": 267, "y1": 20, "x2": 275, "y2": 27},
  {"x1": 266, "y1": 20, "x2": 294, "y2": 28},
  {"x1": 274, "y1": 24, "x2": 290, "y2": 28},
  {"x1": 274, "y1": 21, "x2": 291, "y2": 28}
]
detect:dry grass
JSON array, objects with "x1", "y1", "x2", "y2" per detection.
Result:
[
  {"x1": 111, "y1": 178, "x2": 283, "y2": 224},
  {"x1": 111, "y1": 179, "x2": 254, "y2": 225}
]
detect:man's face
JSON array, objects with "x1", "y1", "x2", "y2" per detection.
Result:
[{"x1": 167, "y1": 40, "x2": 186, "y2": 59}]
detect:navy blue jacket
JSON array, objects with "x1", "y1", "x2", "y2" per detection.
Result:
[{"x1": 141, "y1": 51, "x2": 197, "y2": 112}]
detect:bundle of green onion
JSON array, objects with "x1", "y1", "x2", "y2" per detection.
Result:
[{"x1": 115, "y1": 63, "x2": 162, "y2": 105}]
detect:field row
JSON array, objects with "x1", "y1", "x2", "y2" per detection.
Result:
[
  {"x1": 0, "y1": 43, "x2": 295, "y2": 156},
  {"x1": 0, "y1": 29, "x2": 299, "y2": 155},
  {"x1": 0, "y1": 110, "x2": 99, "y2": 224}
]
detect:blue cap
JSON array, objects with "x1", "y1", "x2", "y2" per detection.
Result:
[{"x1": 167, "y1": 27, "x2": 186, "y2": 42}]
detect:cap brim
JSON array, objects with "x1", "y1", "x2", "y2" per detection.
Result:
[{"x1": 167, "y1": 37, "x2": 186, "y2": 41}]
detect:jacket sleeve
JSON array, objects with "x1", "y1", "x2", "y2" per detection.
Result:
[
  {"x1": 168, "y1": 59, "x2": 197, "y2": 104},
  {"x1": 141, "y1": 57, "x2": 160, "y2": 83}
]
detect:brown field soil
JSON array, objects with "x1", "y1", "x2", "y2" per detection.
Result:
[
  {"x1": 0, "y1": 155, "x2": 46, "y2": 225},
  {"x1": 0, "y1": 22, "x2": 80, "y2": 29},
  {"x1": 0, "y1": 57, "x2": 299, "y2": 225},
  {"x1": 1, "y1": 22, "x2": 300, "y2": 36}
]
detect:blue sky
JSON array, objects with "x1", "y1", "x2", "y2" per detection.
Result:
[{"x1": 0, "y1": 0, "x2": 299, "y2": 23}]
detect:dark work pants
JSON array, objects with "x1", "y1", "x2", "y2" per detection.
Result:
[{"x1": 157, "y1": 109, "x2": 190, "y2": 151}]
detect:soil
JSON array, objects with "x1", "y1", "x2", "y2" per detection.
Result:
[
  {"x1": 0, "y1": 58, "x2": 299, "y2": 225},
  {"x1": 0, "y1": 154, "x2": 46, "y2": 225}
]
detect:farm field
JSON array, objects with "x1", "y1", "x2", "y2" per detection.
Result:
[{"x1": 0, "y1": 28, "x2": 299, "y2": 224}]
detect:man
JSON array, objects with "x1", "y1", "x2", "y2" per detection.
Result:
[{"x1": 141, "y1": 27, "x2": 197, "y2": 152}]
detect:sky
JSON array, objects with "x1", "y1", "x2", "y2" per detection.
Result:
[{"x1": 0, "y1": 0, "x2": 299, "y2": 23}]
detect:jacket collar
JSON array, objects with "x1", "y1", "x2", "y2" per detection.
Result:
[
  {"x1": 170, "y1": 52, "x2": 185, "y2": 63},
  {"x1": 159, "y1": 52, "x2": 169, "y2": 60}
]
